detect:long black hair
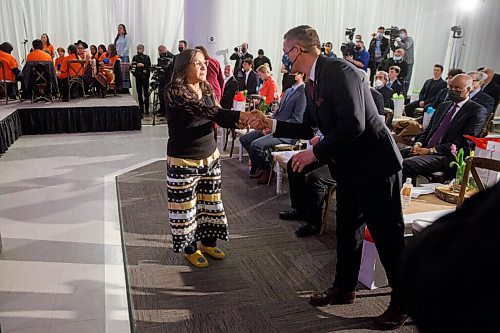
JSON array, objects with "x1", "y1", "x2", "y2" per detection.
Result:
[
  {"x1": 114, "y1": 24, "x2": 127, "y2": 44},
  {"x1": 41, "y1": 33, "x2": 51, "y2": 46}
]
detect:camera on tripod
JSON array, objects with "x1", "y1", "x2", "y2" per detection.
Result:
[
  {"x1": 149, "y1": 65, "x2": 166, "y2": 90},
  {"x1": 129, "y1": 62, "x2": 138, "y2": 76},
  {"x1": 340, "y1": 28, "x2": 356, "y2": 57},
  {"x1": 384, "y1": 26, "x2": 400, "y2": 50}
]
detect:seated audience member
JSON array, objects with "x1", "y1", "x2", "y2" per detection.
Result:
[
  {"x1": 240, "y1": 72, "x2": 307, "y2": 184},
  {"x1": 230, "y1": 41, "x2": 253, "y2": 90},
  {"x1": 402, "y1": 74, "x2": 488, "y2": 184},
  {"x1": 253, "y1": 49, "x2": 272, "y2": 71},
  {"x1": 220, "y1": 64, "x2": 238, "y2": 109},
  {"x1": 97, "y1": 44, "x2": 107, "y2": 61},
  {"x1": 27, "y1": 39, "x2": 53, "y2": 62},
  {"x1": 75, "y1": 40, "x2": 91, "y2": 60},
  {"x1": 322, "y1": 42, "x2": 337, "y2": 58},
  {"x1": 95, "y1": 43, "x2": 122, "y2": 93},
  {"x1": 481, "y1": 67, "x2": 500, "y2": 106},
  {"x1": 89, "y1": 45, "x2": 98, "y2": 60},
  {"x1": 468, "y1": 71, "x2": 495, "y2": 116},
  {"x1": 368, "y1": 27, "x2": 389, "y2": 84},
  {"x1": 344, "y1": 40, "x2": 369, "y2": 71},
  {"x1": 41, "y1": 33, "x2": 54, "y2": 58},
  {"x1": 280, "y1": 134, "x2": 336, "y2": 237},
  {"x1": 387, "y1": 66, "x2": 404, "y2": 95},
  {"x1": 242, "y1": 58, "x2": 258, "y2": 95},
  {"x1": 257, "y1": 64, "x2": 278, "y2": 105},
  {"x1": 402, "y1": 182, "x2": 500, "y2": 333},
  {"x1": 57, "y1": 44, "x2": 79, "y2": 101},
  {"x1": 404, "y1": 64, "x2": 447, "y2": 117},
  {"x1": 54, "y1": 47, "x2": 65, "y2": 74},
  {"x1": 380, "y1": 48, "x2": 408, "y2": 81},
  {"x1": 429, "y1": 68, "x2": 464, "y2": 109},
  {"x1": 374, "y1": 70, "x2": 394, "y2": 109},
  {"x1": 361, "y1": 68, "x2": 384, "y2": 115},
  {"x1": 0, "y1": 42, "x2": 22, "y2": 98},
  {"x1": 280, "y1": 62, "x2": 296, "y2": 91}
]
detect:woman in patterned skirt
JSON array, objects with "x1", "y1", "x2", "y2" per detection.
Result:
[{"x1": 165, "y1": 48, "x2": 250, "y2": 268}]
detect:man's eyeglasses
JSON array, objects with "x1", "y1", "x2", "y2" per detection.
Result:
[{"x1": 192, "y1": 60, "x2": 207, "y2": 67}]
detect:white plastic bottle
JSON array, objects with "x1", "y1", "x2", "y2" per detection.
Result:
[{"x1": 401, "y1": 178, "x2": 413, "y2": 209}]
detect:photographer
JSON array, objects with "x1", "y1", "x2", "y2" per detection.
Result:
[
  {"x1": 321, "y1": 42, "x2": 337, "y2": 58},
  {"x1": 368, "y1": 27, "x2": 389, "y2": 84},
  {"x1": 230, "y1": 42, "x2": 253, "y2": 90},
  {"x1": 131, "y1": 44, "x2": 151, "y2": 115},
  {"x1": 344, "y1": 40, "x2": 369, "y2": 71},
  {"x1": 157, "y1": 45, "x2": 175, "y2": 116},
  {"x1": 395, "y1": 28, "x2": 414, "y2": 93}
]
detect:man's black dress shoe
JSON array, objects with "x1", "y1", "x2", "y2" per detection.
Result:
[
  {"x1": 372, "y1": 305, "x2": 408, "y2": 330},
  {"x1": 278, "y1": 209, "x2": 305, "y2": 221},
  {"x1": 295, "y1": 224, "x2": 320, "y2": 237},
  {"x1": 309, "y1": 288, "x2": 356, "y2": 306}
]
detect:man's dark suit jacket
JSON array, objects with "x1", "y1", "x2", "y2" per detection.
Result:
[
  {"x1": 220, "y1": 76, "x2": 238, "y2": 109},
  {"x1": 229, "y1": 52, "x2": 253, "y2": 78},
  {"x1": 274, "y1": 55, "x2": 402, "y2": 180},
  {"x1": 482, "y1": 81, "x2": 500, "y2": 106},
  {"x1": 377, "y1": 85, "x2": 394, "y2": 109},
  {"x1": 381, "y1": 58, "x2": 408, "y2": 81},
  {"x1": 387, "y1": 78, "x2": 404, "y2": 95},
  {"x1": 419, "y1": 78, "x2": 447, "y2": 104},
  {"x1": 471, "y1": 91, "x2": 495, "y2": 117},
  {"x1": 243, "y1": 70, "x2": 258, "y2": 95},
  {"x1": 430, "y1": 87, "x2": 448, "y2": 109},
  {"x1": 415, "y1": 100, "x2": 487, "y2": 156},
  {"x1": 370, "y1": 87, "x2": 385, "y2": 115},
  {"x1": 368, "y1": 37, "x2": 389, "y2": 66}
]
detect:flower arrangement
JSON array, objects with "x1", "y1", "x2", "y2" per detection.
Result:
[{"x1": 449, "y1": 144, "x2": 475, "y2": 190}]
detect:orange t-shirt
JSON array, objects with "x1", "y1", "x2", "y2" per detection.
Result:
[
  {"x1": 58, "y1": 54, "x2": 84, "y2": 79},
  {"x1": 108, "y1": 55, "x2": 120, "y2": 66},
  {"x1": 42, "y1": 44, "x2": 55, "y2": 58},
  {"x1": 54, "y1": 56, "x2": 65, "y2": 72},
  {"x1": 259, "y1": 75, "x2": 279, "y2": 105},
  {"x1": 0, "y1": 50, "x2": 19, "y2": 81},
  {"x1": 98, "y1": 52, "x2": 108, "y2": 62},
  {"x1": 27, "y1": 49, "x2": 53, "y2": 62}
]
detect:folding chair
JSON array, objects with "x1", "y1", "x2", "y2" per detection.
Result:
[
  {"x1": 67, "y1": 59, "x2": 87, "y2": 99},
  {"x1": 0, "y1": 60, "x2": 20, "y2": 104},
  {"x1": 457, "y1": 156, "x2": 500, "y2": 207}
]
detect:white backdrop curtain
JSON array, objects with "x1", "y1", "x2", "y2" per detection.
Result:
[{"x1": 0, "y1": 0, "x2": 498, "y2": 93}]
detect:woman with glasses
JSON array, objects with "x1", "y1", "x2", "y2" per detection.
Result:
[{"x1": 164, "y1": 48, "x2": 251, "y2": 268}]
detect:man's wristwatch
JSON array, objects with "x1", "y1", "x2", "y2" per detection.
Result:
[{"x1": 430, "y1": 147, "x2": 437, "y2": 155}]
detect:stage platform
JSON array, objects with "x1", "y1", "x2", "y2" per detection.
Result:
[{"x1": 0, "y1": 94, "x2": 141, "y2": 155}]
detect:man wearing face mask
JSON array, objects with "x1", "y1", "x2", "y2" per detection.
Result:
[
  {"x1": 375, "y1": 70, "x2": 395, "y2": 109},
  {"x1": 368, "y1": 27, "x2": 389, "y2": 84},
  {"x1": 344, "y1": 40, "x2": 369, "y2": 71},
  {"x1": 230, "y1": 42, "x2": 254, "y2": 90},
  {"x1": 395, "y1": 29, "x2": 414, "y2": 94},
  {"x1": 402, "y1": 74, "x2": 488, "y2": 184},
  {"x1": 380, "y1": 48, "x2": 407, "y2": 82},
  {"x1": 177, "y1": 40, "x2": 187, "y2": 53},
  {"x1": 131, "y1": 44, "x2": 151, "y2": 115},
  {"x1": 249, "y1": 25, "x2": 407, "y2": 330}
]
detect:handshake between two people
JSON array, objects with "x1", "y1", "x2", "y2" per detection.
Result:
[{"x1": 237, "y1": 110, "x2": 273, "y2": 131}]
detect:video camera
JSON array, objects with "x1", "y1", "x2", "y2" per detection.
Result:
[
  {"x1": 384, "y1": 26, "x2": 400, "y2": 51},
  {"x1": 340, "y1": 28, "x2": 356, "y2": 57},
  {"x1": 149, "y1": 65, "x2": 167, "y2": 90}
]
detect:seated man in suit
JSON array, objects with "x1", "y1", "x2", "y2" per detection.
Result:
[
  {"x1": 429, "y1": 68, "x2": 464, "y2": 110},
  {"x1": 230, "y1": 42, "x2": 253, "y2": 90},
  {"x1": 481, "y1": 67, "x2": 500, "y2": 106},
  {"x1": 405, "y1": 64, "x2": 447, "y2": 117},
  {"x1": 374, "y1": 70, "x2": 394, "y2": 109},
  {"x1": 242, "y1": 58, "x2": 258, "y2": 95},
  {"x1": 220, "y1": 64, "x2": 238, "y2": 109},
  {"x1": 403, "y1": 74, "x2": 488, "y2": 184},
  {"x1": 279, "y1": 134, "x2": 336, "y2": 237},
  {"x1": 387, "y1": 66, "x2": 404, "y2": 96},
  {"x1": 468, "y1": 71, "x2": 496, "y2": 137},
  {"x1": 240, "y1": 72, "x2": 307, "y2": 184}
]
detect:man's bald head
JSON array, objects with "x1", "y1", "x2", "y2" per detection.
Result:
[
  {"x1": 451, "y1": 74, "x2": 473, "y2": 90},
  {"x1": 158, "y1": 45, "x2": 167, "y2": 53},
  {"x1": 224, "y1": 64, "x2": 233, "y2": 77},
  {"x1": 449, "y1": 74, "x2": 473, "y2": 102},
  {"x1": 481, "y1": 68, "x2": 494, "y2": 84}
]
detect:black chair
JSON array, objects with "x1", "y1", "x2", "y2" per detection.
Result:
[{"x1": 31, "y1": 63, "x2": 53, "y2": 103}]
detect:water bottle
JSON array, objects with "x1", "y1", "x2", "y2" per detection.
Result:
[{"x1": 401, "y1": 178, "x2": 413, "y2": 209}]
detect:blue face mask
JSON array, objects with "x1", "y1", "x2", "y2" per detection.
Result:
[
  {"x1": 393, "y1": 56, "x2": 402, "y2": 61},
  {"x1": 282, "y1": 53, "x2": 293, "y2": 73}
]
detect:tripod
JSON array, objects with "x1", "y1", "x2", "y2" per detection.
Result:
[
  {"x1": 20, "y1": 39, "x2": 28, "y2": 66},
  {"x1": 148, "y1": 84, "x2": 161, "y2": 126}
]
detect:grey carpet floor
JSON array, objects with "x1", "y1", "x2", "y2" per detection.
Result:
[{"x1": 116, "y1": 155, "x2": 416, "y2": 333}]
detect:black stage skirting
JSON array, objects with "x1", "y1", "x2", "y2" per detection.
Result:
[
  {"x1": 0, "y1": 110, "x2": 22, "y2": 155},
  {"x1": 0, "y1": 96, "x2": 141, "y2": 156},
  {"x1": 18, "y1": 105, "x2": 141, "y2": 135}
]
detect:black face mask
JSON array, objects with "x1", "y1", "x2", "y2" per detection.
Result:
[
  {"x1": 355, "y1": 47, "x2": 361, "y2": 52},
  {"x1": 448, "y1": 89, "x2": 464, "y2": 103},
  {"x1": 178, "y1": 47, "x2": 184, "y2": 53},
  {"x1": 159, "y1": 52, "x2": 167, "y2": 58}
]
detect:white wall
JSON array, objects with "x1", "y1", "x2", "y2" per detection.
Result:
[{"x1": 1, "y1": 0, "x2": 498, "y2": 92}]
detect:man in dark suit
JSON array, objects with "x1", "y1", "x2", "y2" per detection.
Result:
[
  {"x1": 481, "y1": 67, "x2": 500, "y2": 106},
  {"x1": 240, "y1": 72, "x2": 307, "y2": 184},
  {"x1": 468, "y1": 71, "x2": 496, "y2": 137},
  {"x1": 241, "y1": 59, "x2": 258, "y2": 95},
  {"x1": 220, "y1": 64, "x2": 238, "y2": 109},
  {"x1": 428, "y1": 68, "x2": 464, "y2": 110},
  {"x1": 248, "y1": 25, "x2": 407, "y2": 329},
  {"x1": 230, "y1": 42, "x2": 253, "y2": 90},
  {"x1": 404, "y1": 64, "x2": 447, "y2": 117},
  {"x1": 387, "y1": 66, "x2": 404, "y2": 95},
  {"x1": 403, "y1": 74, "x2": 488, "y2": 184},
  {"x1": 374, "y1": 70, "x2": 395, "y2": 109},
  {"x1": 380, "y1": 48, "x2": 408, "y2": 82},
  {"x1": 368, "y1": 26, "x2": 390, "y2": 84}
]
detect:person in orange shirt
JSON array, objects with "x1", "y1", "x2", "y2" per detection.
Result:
[
  {"x1": 0, "y1": 42, "x2": 21, "y2": 98},
  {"x1": 95, "y1": 43, "x2": 122, "y2": 95},
  {"x1": 57, "y1": 44, "x2": 82, "y2": 101},
  {"x1": 97, "y1": 44, "x2": 107, "y2": 61},
  {"x1": 257, "y1": 64, "x2": 279, "y2": 105},
  {"x1": 41, "y1": 33, "x2": 54, "y2": 58},
  {"x1": 54, "y1": 47, "x2": 65, "y2": 74},
  {"x1": 89, "y1": 45, "x2": 97, "y2": 60},
  {"x1": 26, "y1": 39, "x2": 53, "y2": 62},
  {"x1": 75, "y1": 40, "x2": 91, "y2": 61}
]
